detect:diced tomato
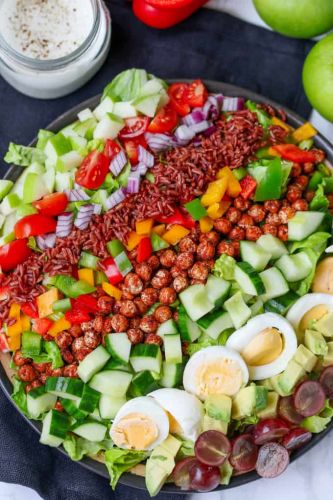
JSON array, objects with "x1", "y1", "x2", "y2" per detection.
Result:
[
  {"x1": 155, "y1": 208, "x2": 196, "y2": 229},
  {"x1": 240, "y1": 175, "x2": 257, "y2": 200},
  {"x1": 72, "y1": 294, "x2": 99, "y2": 314},
  {"x1": 119, "y1": 117, "x2": 150, "y2": 139},
  {"x1": 65, "y1": 308, "x2": 91, "y2": 324},
  {"x1": 272, "y1": 144, "x2": 317, "y2": 164},
  {"x1": 104, "y1": 139, "x2": 121, "y2": 160},
  {"x1": 137, "y1": 237, "x2": 153, "y2": 263},
  {"x1": 21, "y1": 301, "x2": 39, "y2": 319},
  {"x1": 33, "y1": 318, "x2": 53, "y2": 335},
  {"x1": 32, "y1": 193, "x2": 68, "y2": 217},
  {"x1": 148, "y1": 106, "x2": 178, "y2": 133},
  {"x1": 75, "y1": 150, "x2": 110, "y2": 189},
  {"x1": 186, "y1": 80, "x2": 208, "y2": 107},
  {"x1": 14, "y1": 214, "x2": 56, "y2": 239},
  {"x1": 0, "y1": 239, "x2": 32, "y2": 272},
  {"x1": 122, "y1": 136, "x2": 147, "y2": 165},
  {"x1": 0, "y1": 333, "x2": 10, "y2": 352},
  {"x1": 168, "y1": 83, "x2": 191, "y2": 116}
]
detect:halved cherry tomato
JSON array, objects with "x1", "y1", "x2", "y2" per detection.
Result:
[
  {"x1": 33, "y1": 318, "x2": 53, "y2": 335},
  {"x1": 32, "y1": 192, "x2": 68, "y2": 217},
  {"x1": 14, "y1": 214, "x2": 57, "y2": 239},
  {"x1": 146, "y1": 0, "x2": 193, "y2": 9},
  {"x1": 187, "y1": 80, "x2": 208, "y2": 107},
  {"x1": 104, "y1": 139, "x2": 121, "y2": 159},
  {"x1": 0, "y1": 239, "x2": 32, "y2": 271},
  {"x1": 21, "y1": 301, "x2": 39, "y2": 319},
  {"x1": 119, "y1": 117, "x2": 150, "y2": 139},
  {"x1": 168, "y1": 83, "x2": 191, "y2": 116},
  {"x1": 75, "y1": 150, "x2": 110, "y2": 189},
  {"x1": 122, "y1": 136, "x2": 147, "y2": 165},
  {"x1": 148, "y1": 105, "x2": 178, "y2": 133}
]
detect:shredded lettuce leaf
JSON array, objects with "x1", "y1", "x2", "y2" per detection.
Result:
[
  {"x1": 188, "y1": 330, "x2": 233, "y2": 356},
  {"x1": 63, "y1": 434, "x2": 113, "y2": 461},
  {"x1": 289, "y1": 232, "x2": 331, "y2": 255},
  {"x1": 4, "y1": 143, "x2": 46, "y2": 167},
  {"x1": 213, "y1": 254, "x2": 236, "y2": 280},
  {"x1": 44, "y1": 341, "x2": 64, "y2": 369},
  {"x1": 309, "y1": 183, "x2": 329, "y2": 211},
  {"x1": 105, "y1": 448, "x2": 149, "y2": 490},
  {"x1": 36, "y1": 130, "x2": 54, "y2": 150},
  {"x1": 233, "y1": 414, "x2": 259, "y2": 433},
  {"x1": 12, "y1": 377, "x2": 30, "y2": 418}
]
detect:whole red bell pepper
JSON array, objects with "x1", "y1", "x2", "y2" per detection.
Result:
[
  {"x1": 137, "y1": 237, "x2": 153, "y2": 263},
  {"x1": 100, "y1": 257, "x2": 123, "y2": 285},
  {"x1": 272, "y1": 144, "x2": 317, "y2": 163},
  {"x1": 240, "y1": 175, "x2": 257, "y2": 200},
  {"x1": 155, "y1": 208, "x2": 196, "y2": 229},
  {"x1": 133, "y1": 0, "x2": 208, "y2": 29}
]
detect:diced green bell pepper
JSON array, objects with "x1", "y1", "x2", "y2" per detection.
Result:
[
  {"x1": 44, "y1": 341, "x2": 64, "y2": 369},
  {"x1": 107, "y1": 239, "x2": 125, "y2": 258},
  {"x1": 151, "y1": 233, "x2": 169, "y2": 252},
  {"x1": 184, "y1": 198, "x2": 207, "y2": 221},
  {"x1": 22, "y1": 332, "x2": 42, "y2": 357}
]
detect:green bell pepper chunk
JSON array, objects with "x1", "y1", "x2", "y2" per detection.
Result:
[
  {"x1": 94, "y1": 271, "x2": 108, "y2": 285},
  {"x1": 52, "y1": 298, "x2": 72, "y2": 313},
  {"x1": 184, "y1": 198, "x2": 207, "y2": 221},
  {"x1": 21, "y1": 332, "x2": 42, "y2": 357},
  {"x1": 51, "y1": 275, "x2": 95, "y2": 298},
  {"x1": 249, "y1": 158, "x2": 284, "y2": 201},
  {"x1": 308, "y1": 171, "x2": 324, "y2": 191},
  {"x1": 245, "y1": 100, "x2": 272, "y2": 128},
  {"x1": 107, "y1": 239, "x2": 125, "y2": 258},
  {"x1": 232, "y1": 167, "x2": 247, "y2": 181},
  {"x1": 114, "y1": 251, "x2": 133, "y2": 276},
  {"x1": 318, "y1": 163, "x2": 332, "y2": 177},
  {"x1": 44, "y1": 341, "x2": 64, "y2": 369},
  {"x1": 151, "y1": 233, "x2": 169, "y2": 252}
]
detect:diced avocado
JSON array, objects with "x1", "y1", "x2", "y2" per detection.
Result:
[
  {"x1": 323, "y1": 341, "x2": 333, "y2": 367},
  {"x1": 220, "y1": 460, "x2": 233, "y2": 486},
  {"x1": 255, "y1": 385, "x2": 268, "y2": 411},
  {"x1": 257, "y1": 391, "x2": 279, "y2": 419},
  {"x1": 145, "y1": 435, "x2": 181, "y2": 497},
  {"x1": 293, "y1": 344, "x2": 317, "y2": 372},
  {"x1": 204, "y1": 394, "x2": 232, "y2": 422},
  {"x1": 269, "y1": 374, "x2": 291, "y2": 397},
  {"x1": 202, "y1": 415, "x2": 228, "y2": 434},
  {"x1": 304, "y1": 329, "x2": 328, "y2": 356},
  {"x1": 314, "y1": 312, "x2": 333, "y2": 338},
  {"x1": 301, "y1": 415, "x2": 331, "y2": 433},
  {"x1": 232, "y1": 385, "x2": 268, "y2": 420},
  {"x1": 258, "y1": 378, "x2": 273, "y2": 390},
  {"x1": 277, "y1": 360, "x2": 306, "y2": 395}
]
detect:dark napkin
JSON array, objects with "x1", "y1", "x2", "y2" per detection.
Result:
[{"x1": 0, "y1": 2, "x2": 314, "y2": 499}]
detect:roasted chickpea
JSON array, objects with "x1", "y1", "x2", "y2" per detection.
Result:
[
  {"x1": 63, "y1": 364, "x2": 78, "y2": 378},
  {"x1": 294, "y1": 175, "x2": 309, "y2": 191},
  {"x1": 290, "y1": 163, "x2": 302, "y2": 177},
  {"x1": 133, "y1": 297, "x2": 149, "y2": 315},
  {"x1": 278, "y1": 206, "x2": 296, "y2": 224},
  {"x1": 97, "y1": 295, "x2": 115, "y2": 315},
  {"x1": 266, "y1": 213, "x2": 281, "y2": 226},
  {"x1": 144, "y1": 334, "x2": 163, "y2": 346},
  {"x1": 217, "y1": 241, "x2": 235, "y2": 257},
  {"x1": 147, "y1": 255, "x2": 160, "y2": 270},
  {"x1": 303, "y1": 162, "x2": 315, "y2": 174},
  {"x1": 196, "y1": 241, "x2": 215, "y2": 260},
  {"x1": 188, "y1": 262, "x2": 209, "y2": 281},
  {"x1": 151, "y1": 269, "x2": 172, "y2": 289},
  {"x1": 159, "y1": 287, "x2": 177, "y2": 305},
  {"x1": 238, "y1": 214, "x2": 254, "y2": 228},
  {"x1": 119, "y1": 300, "x2": 138, "y2": 318},
  {"x1": 264, "y1": 200, "x2": 281, "y2": 214},
  {"x1": 61, "y1": 349, "x2": 74, "y2": 364},
  {"x1": 103, "y1": 317, "x2": 113, "y2": 333},
  {"x1": 277, "y1": 225, "x2": 288, "y2": 241},
  {"x1": 199, "y1": 231, "x2": 219, "y2": 246},
  {"x1": 213, "y1": 218, "x2": 232, "y2": 234},
  {"x1": 93, "y1": 315, "x2": 104, "y2": 333},
  {"x1": 229, "y1": 227, "x2": 245, "y2": 240},
  {"x1": 248, "y1": 204, "x2": 266, "y2": 223},
  {"x1": 262, "y1": 223, "x2": 278, "y2": 236},
  {"x1": 292, "y1": 199, "x2": 308, "y2": 211},
  {"x1": 55, "y1": 331, "x2": 72, "y2": 350},
  {"x1": 18, "y1": 364, "x2": 38, "y2": 383},
  {"x1": 127, "y1": 329, "x2": 144, "y2": 345},
  {"x1": 170, "y1": 266, "x2": 188, "y2": 279},
  {"x1": 135, "y1": 262, "x2": 153, "y2": 282},
  {"x1": 178, "y1": 236, "x2": 197, "y2": 253},
  {"x1": 69, "y1": 324, "x2": 83, "y2": 338},
  {"x1": 141, "y1": 287, "x2": 159, "y2": 306},
  {"x1": 173, "y1": 275, "x2": 189, "y2": 293},
  {"x1": 246, "y1": 226, "x2": 262, "y2": 241},
  {"x1": 287, "y1": 186, "x2": 302, "y2": 203},
  {"x1": 233, "y1": 197, "x2": 250, "y2": 211},
  {"x1": 84, "y1": 330, "x2": 101, "y2": 349},
  {"x1": 226, "y1": 207, "x2": 241, "y2": 224},
  {"x1": 123, "y1": 273, "x2": 143, "y2": 295},
  {"x1": 140, "y1": 316, "x2": 158, "y2": 334},
  {"x1": 111, "y1": 314, "x2": 129, "y2": 333},
  {"x1": 176, "y1": 252, "x2": 194, "y2": 270},
  {"x1": 154, "y1": 305, "x2": 172, "y2": 323},
  {"x1": 159, "y1": 249, "x2": 177, "y2": 268},
  {"x1": 13, "y1": 350, "x2": 31, "y2": 367}
]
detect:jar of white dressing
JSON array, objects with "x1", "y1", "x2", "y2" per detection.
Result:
[{"x1": 0, "y1": 0, "x2": 111, "y2": 99}]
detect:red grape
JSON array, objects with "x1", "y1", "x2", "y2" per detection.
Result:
[
  {"x1": 278, "y1": 396, "x2": 304, "y2": 425},
  {"x1": 194, "y1": 430, "x2": 231, "y2": 466},
  {"x1": 189, "y1": 461, "x2": 221, "y2": 492},
  {"x1": 319, "y1": 365, "x2": 333, "y2": 398},
  {"x1": 281, "y1": 428, "x2": 312, "y2": 452},
  {"x1": 230, "y1": 433, "x2": 258, "y2": 473},
  {"x1": 256, "y1": 442, "x2": 290, "y2": 478},
  {"x1": 293, "y1": 380, "x2": 325, "y2": 417},
  {"x1": 173, "y1": 457, "x2": 197, "y2": 490},
  {"x1": 253, "y1": 418, "x2": 290, "y2": 445}
]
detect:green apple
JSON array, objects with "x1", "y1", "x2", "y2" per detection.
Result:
[
  {"x1": 303, "y1": 34, "x2": 333, "y2": 122},
  {"x1": 253, "y1": 0, "x2": 333, "y2": 39}
]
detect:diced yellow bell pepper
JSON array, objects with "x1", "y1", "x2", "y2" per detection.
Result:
[
  {"x1": 37, "y1": 288, "x2": 59, "y2": 319},
  {"x1": 207, "y1": 200, "x2": 231, "y2": 220},
  {"x1": 125, "y1": 231, "x2": 145, "y2": 251},
  {"x1": 78, "y1": 268, "x2": 95, "y2": 287},
  {"x1": 268, "y1": 147, "x2": 280, "y2": 157},
  {"x1": 48, "y1": 317, "x2": 72, "y2": 337},
  {"x1": 20, "y1": 314, "x2": 31, "y2": 332},
  {"x1": 152, "y1": 224, "x2": 166, "y2": 236},
  {"x1": 200, "y1": 217, "x2": 214, "y2": 233},
  {"x1": 136, "y1": 219, "x2": 154, "y2": 235},
  {"x1": 162, "y1": 225, "x2": 190, "y2": 245},
  {"x1": 217, "y1": 166, "x2": 241, "y2": 197},
  {"x1": 272, "y1": 117, "x2": 291, "y2": 132},
  {"x1": 292, "y1": 122, "x2": 317, "y2": 143},
  {"x1": 8, "y1": 334, "x2": 21, "y2": 351},
  {"x1": 6, "y1": 320, "x2": 22, "y2": 337},
  {"x1": 201, "y1": 177, "x2": 228, "y2": 206},
  {"x1": 9, "y1": 303, "x2": 20, "y2": 319},
  {"x1": 102, "y1": 282, "x2": 122, "y2": 301}
]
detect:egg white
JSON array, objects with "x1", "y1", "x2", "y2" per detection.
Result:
[
  {"x1": 286, "y1": 293, "x2": 333, "y2": 330},
  {"x1": 226, "y1": 312, "x2": 297, "y2": 380}
]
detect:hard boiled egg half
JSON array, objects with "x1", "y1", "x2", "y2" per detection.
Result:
[
  {"x1": 150, "y1": 388, "x2": 203, "y2": 442},
  {"x1": 286, "y1": 293, "x2": 333, "y2": 340},
  {"x1": 183, "y1": 346, "x2": 249, "y2": 401},
  {"x1": 226, "y1": 312, "x2": 297, "y2": 380},
  {"x1": 110, "y1": 396, "x2": 169, "y2": 451}
]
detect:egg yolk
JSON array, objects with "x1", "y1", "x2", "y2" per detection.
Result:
[
  {"x1": 299, "y1": 305, "x2": 329, "y2": 334},
  {"x1": 112, "y1": 412, "x2": 158, "y2": 450},
  {"x1": 167, "y1": 411, "x2": 183, "y2": 436},
  {"x1": 195, "y1": 358, "x2": 243, "y2": 399},
  {"x1": 241, "y1": 328, "x2": 283, "y2": 366}
]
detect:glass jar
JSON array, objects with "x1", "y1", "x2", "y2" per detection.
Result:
[{"x1": 0, "y1": 0, "x2": 111, "y2": 99}]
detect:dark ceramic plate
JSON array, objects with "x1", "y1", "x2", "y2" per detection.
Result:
[{"x1": 1, "y1": 80, "x2": 333, "y2": 494}]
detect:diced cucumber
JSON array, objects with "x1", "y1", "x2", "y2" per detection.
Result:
[
  {"x1": 78, "y1": 384, "x2": 101, "y2": 413},
  {"x1": 91, "y1": 189, "x2": 109, "y2": 212},
  {"x1": 157, "y1": 319, "x2": 178, "y2": 337},
  {"x1": 138, "y1": 79, "x2": 165, "y2": 97},
  {"x1": 224, "y1": 291, "x2": 251, "y2": 329},
  {"x1": 55, "y1": 172, "x2": 74, "y2": 192},
  {"x1": 93, "y1": 113, "x2": 124, "y2": 140},
  {"x1": 103, "y1": 359, "x2": 133, "y2": 373},
  {"x1": 0, "y1": 214, "x2": 5, "y2": 231},
  {"x1": 178, "y1": 305, "x2": 201, "y2": 342},
  {"x1": 197, "y1": 310, "x2": 233, "y2": 340},
  {"x1": 257, "y1": 234, "x2": 288, "y2": 260},
  {"x1": 130, "y1": 344, "x2": 162, "y2": 373},
  {"x1": 1, "y1": 213, "x2": 17, "y2": 238},
  {"x1": 250, "y1": 298, "x2": 264, "y2": 316},
  {"x1": 0, "y1": 193, "x2": 21, "y2": 215},
  {"x1": 105, "y1": 333, "x2": 132, "y2": 364},
  {"x1": 164, "y1": 334, "x2": 182, "y2": 364},
  {"x1": 60, "y1": 121, "x2": 80, "y2": 138},
  {"x1": 0, "y1": 180, "x2": 13, "y2": 201},
  {"x1": 89, "y1": 370, "x2": 132, "y2": 397},
  {"x1": 43, "y1": 167, "x2": 55, "y2": 193},
  {"x1": 179, "y1": 284, "x2": 214, "y2": 321},
  {"x1": 45, "y1": 133, "x2": 72, "y2": 164},
  {"x1": 23, "y1": 172, "x2": 49, "y2": 203},
  {"x1": 205, "y1": 274, "x2": 230, "y2": 307},
  {"x1": 113, "y1": 102, "x2": 138, "y2": 118},
  {"x1": 72, "y1": 420, "x2": 107, "y2": 442},
  {"x1": 70, "y1": 135, "x2": 88, "y2": 154},
  {"x1": 93, "y1": 97, "x2": 115, "y2": 121},
  {"x1": 40, "y1": 409, "x2": 71, "y2": 447},
  {"x1": 99, "y1": 394, "x2": 126, "y2": 419},
  {"x1": 45, "y1": 377, "x2": 84, "y2": 402},
  {"x1": 78, "y1": 252, "x2": 100, "y2": 270},
  {"x1": 259, "y1": 267, "x2": 289, "y2": 302},
  {"x1": 27, "y1": 386, "x2": 57, "y2": 419},
  {"x1": 234, "y1": 262, "x2": 265, "y2": 296},
  {"x1": 73, "y1": 118, "x2": 97, "y2": 139},
  {"x1": 77, "y1": 345, "x2": 111, "y2": 383},
  {"x1": 11, "y1": 162, "x2": 45, "y2": 197},
  {"x1": 131, "y1": 371, "x2": 160, "y2": 396},
  {"x1": 275, "y1": 252, "x2": 313, "y2": 282},
  {"x1": 133, "y1": 94, "x2": 161, "y2": 117},
  {"x1": 61, "y1": 398, "x2": 88, "y2": 421},
  {"x1": 56, "y1": 151, "x2": 83, "y2": 172},
  {"x1": 240, "y1": 241, "x2": 272, "y2": 271},
  {"x1": 78, "y1": 108, "x2": 94, "y2": 122},
  {"x1": 160, "y1": 361, "x2": 184, "y2": 388},
  {"x1": 16, "y1": 204, "x2": 38, "y2": 217},
  {"x1": 288, "y1": 211, "x2": 325, "y2": 241}
]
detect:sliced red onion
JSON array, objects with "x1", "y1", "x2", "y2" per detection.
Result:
[
  {"x1": 56, "y1": 212, "x2": 73, "y2": 238},
  {"x1": 182, "y1": 109, "x2": 206, "y2": 127},
  {"x1": 127, "y1": 171, "x2": 141, "y2": 194},
  {"x1": 222, "y1": 97, "x2": 245, "y2": 112},
  {"x1": 137, "y1": 163, "x2": 148, "y2": 176},
  {"x1": 66, "y1": 188, "x2": 90, "y2": 202},
  {"x1": 145, "y1": 132, "x2": 174, "y2": 152},
  {"x1": 110, "y1": 150, "x2": 127, "y2": 176},
  {"x1": 174, "y1": 125, "x2": 195, "y2": 145},
  {"x1": 93, "y1": 203, "x2": 102, "y2": 215},
  {"x1": 202, "y1": 95, "x2": 221, "y2": 120},
  {"x1": 138, "y1": 145, "x2": 154, "y2": 168},
  {"x1": 74, "y1": 204, "x2": 94, "y2": 230},
  {"x1": 211, "y1": 93, "x2": 224, "y2": 107},
  {"x1": 192, "y1": 137, "x2": 202, "y2": 147},
  {"x1": 189, "y1": 120, "x2": 212, "y2": 134},
  {"x1": 105, "y1": 188, "x2": 126, "y2": 210},
  {"x1": 36, "y1": 236, "x2": 47, "y2": 251},
  {"x1": 202, "y1": 125, "x2": 217, "y2": 137}
]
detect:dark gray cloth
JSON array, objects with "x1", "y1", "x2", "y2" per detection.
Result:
[{"x1": 0, "y1": 1, "x2": 314, "y2": 498}]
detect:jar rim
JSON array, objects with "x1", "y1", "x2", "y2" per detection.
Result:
[{"x1": 0, "y1": 0, "x2": 102, "y2": 70}]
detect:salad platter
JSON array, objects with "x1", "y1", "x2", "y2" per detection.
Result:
[{"x1": 1, "y1": 70, "x2": 333, "y2": 495}]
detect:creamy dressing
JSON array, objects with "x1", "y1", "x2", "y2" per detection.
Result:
[{"x1": 0, "y1": 0, "x2": 94, "y2": 60}]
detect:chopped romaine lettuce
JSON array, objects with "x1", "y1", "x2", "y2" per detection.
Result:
[
  {"x1": 213, "y1": 254, "x2": 236, "y2": 280},
  {"x1": 63, "y1": 434, "x2": 113, "y2": 461},
  {"x1": 105, "y1": 448, "x2": 149, "y2": 490},
  {"x1": 289, "y1": 232, "x2": 330, "y2": 255},
  {"x1": 310, "y1": 183, "x2": 329, "y2": 211},
  {"x1": 36, "y1": 130, "x2": 55, "y2": 150},
  {"x1": 4, "y1": 143, "x2": 46, "y2": 167}
]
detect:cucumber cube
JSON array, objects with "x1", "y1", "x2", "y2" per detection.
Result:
[
  {"x1": 23, "y1": 172, "x2": 49, "y2": 203},
  {"x1": 160, "y1": 362, "x2": 184, "y2": 388},
  {"x1": 99, "y1": 394, "x2": 126, "y2": 419},
  {"x1": 133, "y1": 94, "x2": 161, "y2": 117},
  {"x1": 73, "y1": 118, "x2": 97, "y2": 139},
  {"x1": 93, "y1": 97, "x2": 115, "y2": 121},
  {"x1": 105, "y1": 333, "x2": 132, "y2": 364},
  {"x1": 77, "y1": 108, "x2": 94, "y2": 122},
  {"x1": 259, "y1": 267, "x2": 289, "y2": 302},
  {"x1": 205, "y1": 274, "x2": 230, "y2": 307},
  {"x1": 77, "y1": 345, "x2": 111, "y2": 383},
  {"x1": 56, "y1": 151, "x2": 83, "y2": 172},
  {"x1": 275, "y1": 252, "x2": 313, "y2": 282},
  {"x1": 113, "y1": 102, "x2": 138, "y2": 118},
  {"x1": 45, "y1": 133, "x2": 72, "y2": 163},
  {"x1": 89, "y1": 370, "x2": 132, "y2": 397},
  {"x1": 130, "y1": 344, "x2": 162, "y2": 373},
  {"x1": 224, "y1": 291, "x2": 251, "y2": 329},
  {"x1": 157, "y1": 319, "x2": 179, "y2": 337},
  {"x1": 240, "y1": 241, "x2": 272, "y2": 271},
  {"x1": 288, "y1": 211, "x2": 325, "y2": 241},
  {"x1": 93, "y1": 113, "x2": 124, "y2": 140},
  {"x1": 0, "y1": 193, "x2": 21, "y2": 215},
  {"x1": 0, "y1": 180, "x2": 14, "y2": 201},
  {"x1": 72, "y1": 420, "x2": 107, "y2": 442},
  {"x1": 164, "y1": 334, "x2": 182, "y2": 364},
  {"x1": 27, "y1": 387, "x2": 57, "y2": 419},
  {"x1": 179, "y1": 284, "x2": 214, "y2": 321},
  {"x1": 131, "y1": 371, "x2": 159, "y2": 397},
  {"x1": 40, "y1": 409, "x2": 70, "y2": 447},
  {"x1": 257, "y1": 234, "x2": 288, "y2": 259}
]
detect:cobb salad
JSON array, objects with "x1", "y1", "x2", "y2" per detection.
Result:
[{"x1": 1, "y1": 69, "x2": 333, "y2": 495}]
